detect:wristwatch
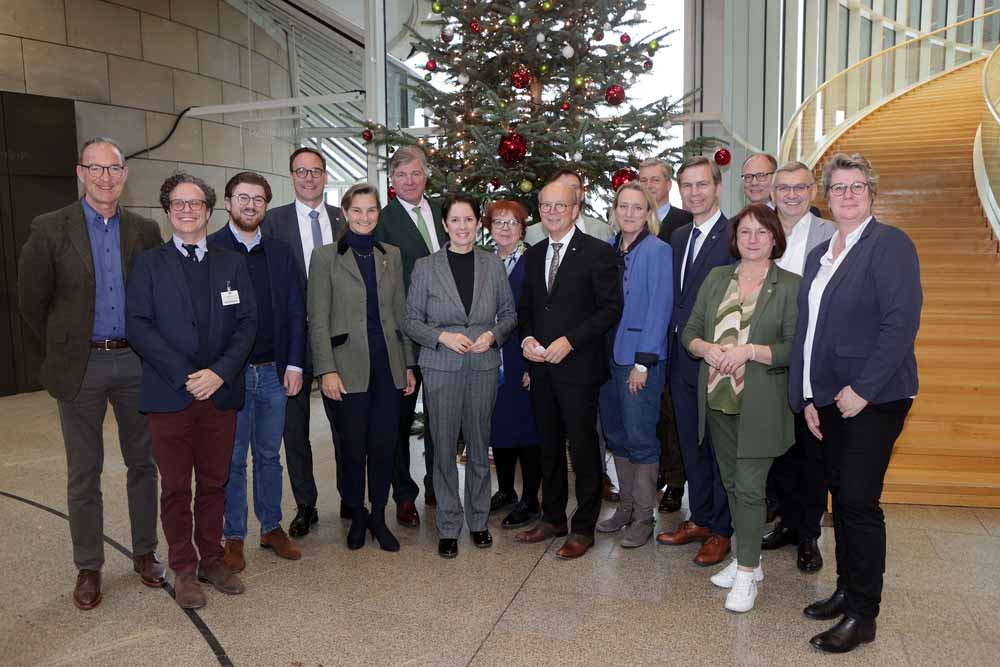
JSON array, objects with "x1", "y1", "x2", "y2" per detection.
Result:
[{"x1": 634, "y1": 363, "x2": 648, "y2": 373}]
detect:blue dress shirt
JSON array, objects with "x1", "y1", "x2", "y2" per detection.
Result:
[{"x1": 81, "y1": 197, "x2": 127, "y2": 341}]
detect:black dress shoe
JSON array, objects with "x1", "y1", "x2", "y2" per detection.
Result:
[
  {"x1": 367, "y1": 507, "x2": 400, "y2": 552},
  {"x1": 761, "y1": 522, "x2": 798, "y2": 550},
  {"x1": 657, "y1": 486, "x2": 683, "y2": 513},
  {"x1": 489, "y1": 490, "x2": 518, "y2": 514},
  {"x1": 810, "y1": 616, "x2": 876, "y2": 653},
  {"x1": 471, "y1": 530, "x2": 493, "y2": 548},
  {"x1": 438, "y1": 538, "x2": 458, "y2": 558},
  {"x1": 502, "y1": 502, "x2": 541, "y2": 529},
  {"x1": 766, "y1": 497, "x2": 780, "y2": 524},
  {"x1": 804, "y1": 589, "x2": 847, "y2": 620},
  {"x1": 797, "y1": 538, "x2": 824, "y2": 572},
  {"x1": 347, "y1": 508, "x2": 368, "y2": 550},
  {"x1": 288, "y1": 505, "x2": 318, "y2": 538}
]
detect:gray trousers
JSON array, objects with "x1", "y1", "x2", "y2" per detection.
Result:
[
  {"x1": 422, "y1": 367, "x2": 497, "y2": 539},
  {"x1": 56, "y1": 349, "x2": 158, "y2": 570}
]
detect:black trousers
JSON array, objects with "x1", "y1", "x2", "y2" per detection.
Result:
[
  {"x1": 655, "y1": 386, "x2": 685, "y2": 488},
  {"x1": 391, "y1": 367, "x2": 435, "y2": 503},
  {"x1": 493, "y1": 446, "x2": 541, "y2": 509},
  {"x1": 768, "y1": 412, "x2": 828, "y2": 539},
  {"x1": 819, "y1": 398, "x2": 912, "y2": 621},
  {"x1": 284, "y1": 375, "x2": 317, "y2": 507},
  {"x1": 531, "y1": 377, "x2": 603, "y2": 537},
  {"x1": 326, "y1": 338, "x2": 401, "y2": 510}
]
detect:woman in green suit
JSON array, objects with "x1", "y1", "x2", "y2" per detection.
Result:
[{"x1": 682, "y1": 203, "x2": 799, "y2": 613}]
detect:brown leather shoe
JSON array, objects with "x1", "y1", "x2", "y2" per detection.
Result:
[
  {"x1": 73, "y1": 569, "x2": 101, "y2": 610},
  {"x1": 174, "y1": 572, "x2": 206, "y2": 609},
  {"x1": 656, "y1": 520, "x2": 711, "y2": 545},
  {"x1": 260, "y1": 527, "x2": 301, "y2": 560},
  {"x1": 223, "y1": 539, "x2": 246, "y2": 572},
  {"x1": 602, "y1": 474, "x2": 620, "y2": 502},
  {"x1": 197, "y1": 559, "x2": 246, "y2": 595},
  {"x1": 694, "y1": 534, "x2": 732, "y2": 566},
  {"x1": 133, "y1": 551, "x2": 165, "y2": 587},
  {"x1": 515, "y1": 521, "x2": 569, "y2": 543},
  {"x1": 556, "y1": 534, "x2": 595, "y2": 559},
  {"x1": 396, "y1": 500, "x2": 420, "y2": 528}
]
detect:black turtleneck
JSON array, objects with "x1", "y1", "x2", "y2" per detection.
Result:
[
  {"x1": 447, "y1": 249, "x2": 475, "y2": 316},
  {"x1": 346, "y1": 230, "x2": 382, "y2": 335}
]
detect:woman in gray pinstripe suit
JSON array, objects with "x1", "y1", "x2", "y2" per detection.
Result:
[{"x1": 402, "y1": 193, "x2": 517, "y2": 559}]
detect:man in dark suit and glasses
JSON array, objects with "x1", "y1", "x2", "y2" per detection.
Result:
[
  {"x1": 261, "y1": 147, "x2": 343, "y2": 537},
  {"x1": 638, "y1": 157, "x2": 694, "y2": 513},
  {"x1": 514, "y1": 180, "x2": 623, "y2": 559},
  {"x1": 373, "y1": 145, "x2": 449, "y2": 528},
  {"x1": 655, "y1": 156, "x2": 736, "y2": 567},
  {"x1": 18, "y1": 137, "x2": 165, "y2": 611}
]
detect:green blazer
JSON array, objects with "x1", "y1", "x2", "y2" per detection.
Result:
[
  {"x1": 681, "y1": 262, "x2": 800, "y2": 458},
  {"x1": 373, "y1": 196, "x2": 447, "y2": 290},
  {"x1": 17, "y1": 200, "x2": 162, "y2": 400},
  {"x1": 307, "y1": 237, "x2": 415, "y2": 393}
]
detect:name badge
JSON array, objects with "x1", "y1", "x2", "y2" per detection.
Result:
[{"x1": 221, "y1": 281, "x2": 240, "y2": 306}]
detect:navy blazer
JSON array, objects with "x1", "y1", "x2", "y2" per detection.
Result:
[
  {"x1": 610, "y1": 233, "x2": 674, "y2": 366},
  {"x1": 788, "y1": 218, "x2": 922, "y2": 411},
  {"x1": 207, "y1": 227, "x2": 306, "y2": 381},
  {"x1": 127, "y1": 242, "x2": 258, "y2": 413},
  {"x1": 669, "y1": 213, "x2": 736, "y2": 386}
]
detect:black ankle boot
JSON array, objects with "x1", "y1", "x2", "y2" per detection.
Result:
[
  {"x1": 368, "y1": 506, "x2": 400, "y2": 552},
  {"x1": 347, "y1": 507, "x2": 368, "y2": 550}
]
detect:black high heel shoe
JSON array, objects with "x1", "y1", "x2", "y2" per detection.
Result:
[
  {"x1": 347, "y1": 507, "x2": 369, "y2": 550},
  {"x1": 368, "y1": 506, "x2": 400, "y2": 552}
]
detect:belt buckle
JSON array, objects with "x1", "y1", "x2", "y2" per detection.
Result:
[{"x1": 97, "y1": 339, "x2": 111, "y2": 351}]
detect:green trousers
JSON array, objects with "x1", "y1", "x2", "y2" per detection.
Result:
[{"x1": 707, "y1": 409, "x2": 774, "y2": 568}]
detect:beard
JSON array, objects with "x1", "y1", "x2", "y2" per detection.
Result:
[{"x1": 231, "y1": 209, "x2": 263, "y2": 232}]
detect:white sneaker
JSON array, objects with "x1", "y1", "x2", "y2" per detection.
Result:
[
  {"x1": 725, "y1": 570, "x2": 758, "y2": 613},
  {"x1": 710, "y1": 558, "x2": 764, "y2": 589}
]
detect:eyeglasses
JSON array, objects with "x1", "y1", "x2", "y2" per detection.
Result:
[
  {"x1": 492, "y1": 218, "x2": 521, "y2": 229},
  {"x1": 774, "y1": 183, "x2": 814, "y2": 195},
  {"x1": 828, "y1": 182, "x2": 869, "y2": 197},
  {"x1": 232, "y1": 193, "x2": 267, "y2": 207},
  {"x1": 169, "y1": 199, "x2": 208, "y2": 212},
  {"x1": 741, "y1": 171, "x2": 774, "y2": 183},
  {"x1": 80, "y1": 163, "x2": 125, "y2": 178},
  {"x1": 539, "y1": 202, "x2": 570, "y2": 213},
  {"x1": 292, "y1": 167, "x2": 324, "y2": 179}
]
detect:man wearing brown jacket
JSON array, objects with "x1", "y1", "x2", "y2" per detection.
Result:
[{"x1": 17, "y1": 137, "x2": 165, "y2": 610}]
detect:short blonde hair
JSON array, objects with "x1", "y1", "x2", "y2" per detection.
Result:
[
  {"x1": 388, "y1": 145, "x2": 428, "y2": 174},
  {"x1": 611, "y1": 181, "x2": 660, "y2": 236}
]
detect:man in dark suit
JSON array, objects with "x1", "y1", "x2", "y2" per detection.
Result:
[
  {"x1": 373, "y1": 145, "x2": 448, "y2": 528},
  {"x1": 639, "y1": 157, "x2": 694, "y2": 513},
  {"x1": 514, "y1": 180, "x2": 623, "y2": 559},
  {"x1": 17, "y1": 137, "x2": 165, "y2": 610},
  {"x1": 655, "y1": 156, "x2": 736, "y2": 567},
  {"x1": 127, "y1": 173, "x2": 257, "y2": 609},
  {"x1": 208, "y1": 172, "x2": 306, "y2": 571},
  {"x1": 261, "y1": 147, "x2": 343, "y2": 537}
]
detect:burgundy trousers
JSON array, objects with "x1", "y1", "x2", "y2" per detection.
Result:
[{"x1": 150, "y1": 399, "x2": 236, "y2": 574}]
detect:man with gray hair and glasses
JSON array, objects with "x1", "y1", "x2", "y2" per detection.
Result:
[{"x1": 18, "y1": 137, "x2": 165, "y2": 610}]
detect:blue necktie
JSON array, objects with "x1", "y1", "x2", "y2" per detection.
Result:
[
  {"x1": 310, "y1": 209, "x2": 323, "y2": 250},
  {"x1": 683, "y1": 227, "x2": 701, "y2": 288}
]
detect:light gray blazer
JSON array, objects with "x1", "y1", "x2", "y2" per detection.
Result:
[
  {"x1": 524, "y1": 214, "x2": 613, "y2": 245},
  {"x1": 805, "y1": 214, "x2": 836, "y2": 255},
  {"x1": 403, "y1": 247, "x2": 517, "y2": 372}
]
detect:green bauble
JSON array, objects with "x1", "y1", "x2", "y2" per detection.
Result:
[
  {"x1": 507, "y1": 14, "x2": 519, "y2": 26},
  {"x1": 424, "y1": 73, "x2": 432, "y2": 81},
  {"x1": 431, "y1": 1, "x2": 443, "y2": 13},
  {"x1": 647, "y1": 39, "x2": 659, "y2": 53},
  {"x1": 541, "y1": 0, "x2": 554, "y2": 10},
  {"x1": 573, "y1": 75, "x2": 585, "y2": 87},
  {"x1": 539, "y1": 63, "x2": 550, "y2": 74},
  {"x1": 518, "y1": 179, "x2": 534, "y2": 193}
]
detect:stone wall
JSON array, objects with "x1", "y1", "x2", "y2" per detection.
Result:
[{"x1": 0, "y1": 0, "x2": 297, "y2": 238}]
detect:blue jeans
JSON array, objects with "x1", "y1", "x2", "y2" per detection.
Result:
[
  {"x1": 224, "y1": 364, "x2": 288, "y2": 539},
  {"x1": 599, "y1": 361, "x2": 666, "y2": 465}
]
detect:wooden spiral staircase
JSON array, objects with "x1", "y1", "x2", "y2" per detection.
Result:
[{"x1": 814, "y1": 60, "x2": 1000, "y2": 507}]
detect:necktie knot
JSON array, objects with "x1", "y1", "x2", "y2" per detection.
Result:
[
  {"x1": 551, "y1": 242, "x2": 563, "y2": 253},
  {"x1": 309, "y1": 210, "x2": 320, "y2": 221},
  {"x1": 182, "y1": 243, "x2": 199, "y2": 261}
]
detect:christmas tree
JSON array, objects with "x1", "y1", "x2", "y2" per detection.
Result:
[{"x1": 364, "y1": 0, "x2": 709, "y2": 214}]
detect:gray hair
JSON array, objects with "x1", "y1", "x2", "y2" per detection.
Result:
[
  {"x1": 388, "y1": 145, "x2": 428, "y2": 174},
  {"x1": 159, "y1": 172, "x2": 217, "y2": 213},
  {"x1": 742, "y1": 152, "x2": 778, "y2": 171},
  {"x1": 677, "y1": 155, "x2": 722, "y2": 185},
  {"x1": 774, "y1": 160, "x2": 813, "y2": 179},
  {"x1": 638, "y1": 157, "x2": 674, "y2": 181},
  {"x1": 821, "y1": 153, "x2": 879, "y2": 198},
  {"x1": 79, "y1": 136, "x2": 125, "y2": 164}
]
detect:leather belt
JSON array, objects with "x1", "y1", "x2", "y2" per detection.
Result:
[
  {"x1": 91, "y1": 339, "x2": 129, "y2": 350},
  {"x1": 250, "y1": 360, "x2": 275, "y2": 366}
]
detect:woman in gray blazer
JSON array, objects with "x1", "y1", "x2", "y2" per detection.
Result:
[
  {"x1": 402, "y1": 193, "x2": 517, "y2": 559},
  {"x1": 308, "y1": 183, "x2": 416, "y2": 552}
]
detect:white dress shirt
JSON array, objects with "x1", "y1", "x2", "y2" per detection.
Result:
[
  {"x1": 679, "y1": 208, "x2": 723, "y2": 289},
  {"x1": 401, "y1": 196, "x2": 440, "y2": 253},
  {"x1": 802, "y1": 217, "x2": 872, "y2": 399},
  {"x1": 171, "y1": 235, "x2": 207, "y2": 261},
  {"x1": 776, "y1": 212, "x2": 812, "y2": 276},
  {"x1": 544, "y1": 224, "x2": 576, "y2": 288},
  {"x1": 295, "y1": 199, "x2": 334, "y2": 277}
]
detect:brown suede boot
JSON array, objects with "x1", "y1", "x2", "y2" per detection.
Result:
[
  {"x1": 197, "y1": 560, "x2": 246, "y2": 595},
  {"x1": 260, "y1": 527, "x2": 302, "y2": 560},
  {"x1": 174, "y1": 572, "x2": 206, "y2": 609},
  {"x1": 223, "y1": 539, "x2": 246, "y2": 572}
]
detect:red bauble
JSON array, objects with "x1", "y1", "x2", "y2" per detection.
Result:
[
  {"x1": 714, "y1": 148, "x2": 732, "y2": 166},
  {"x1": 387, "y1": 185, "x2": 397, "y2": 200},
  {"x1": 511, "y1": 66, "x2": 533, "y2": 90},
  {"x1": 441, "y1": 29, "x2": 453, "y2": 43},
  {"x1": 620, "y1": 33, "x2": 631, "y2": 45},
  {"x1": 361, "y1": 129, "x2": 373, "y2": 142},
  {"x1": 560, "y1": 101, "x2": 571, "y2": 112},
  {"x1": 643, "y1": 59, "x2": 653, "y2": 71},
  {"x1": 593, "y1": 29, "x2": 604, "y2": 41},
  {"x1": 605, "y1": 84, "x2": 626, "y2": 106},
  {"x1": 611, "y1": 168, "x2": 639, "y2": 190},
  {"x1": 426, "y1": 59, "x2": 437, "y2": 72},
  {"x1": 490, "y1": 177, "x2": 501, "y2": 188},
  {"x1": 469, "y1": 19, "x2": 482, "y2": 33},
  {"x1": 498, "y1": 131, "x2": 528, "y2": 162}
]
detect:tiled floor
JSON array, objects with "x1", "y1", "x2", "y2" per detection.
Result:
[{"x1": 2, "y1": 389, "x2": 999, "y2": 666}]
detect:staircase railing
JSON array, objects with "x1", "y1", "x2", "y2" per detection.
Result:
[
  {"x1": 780, "y1": 9, "x2": 1000, "y2": 168},
  {"x1": 975, "y1": 43, "x2": 1000, "y2": 245}
]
